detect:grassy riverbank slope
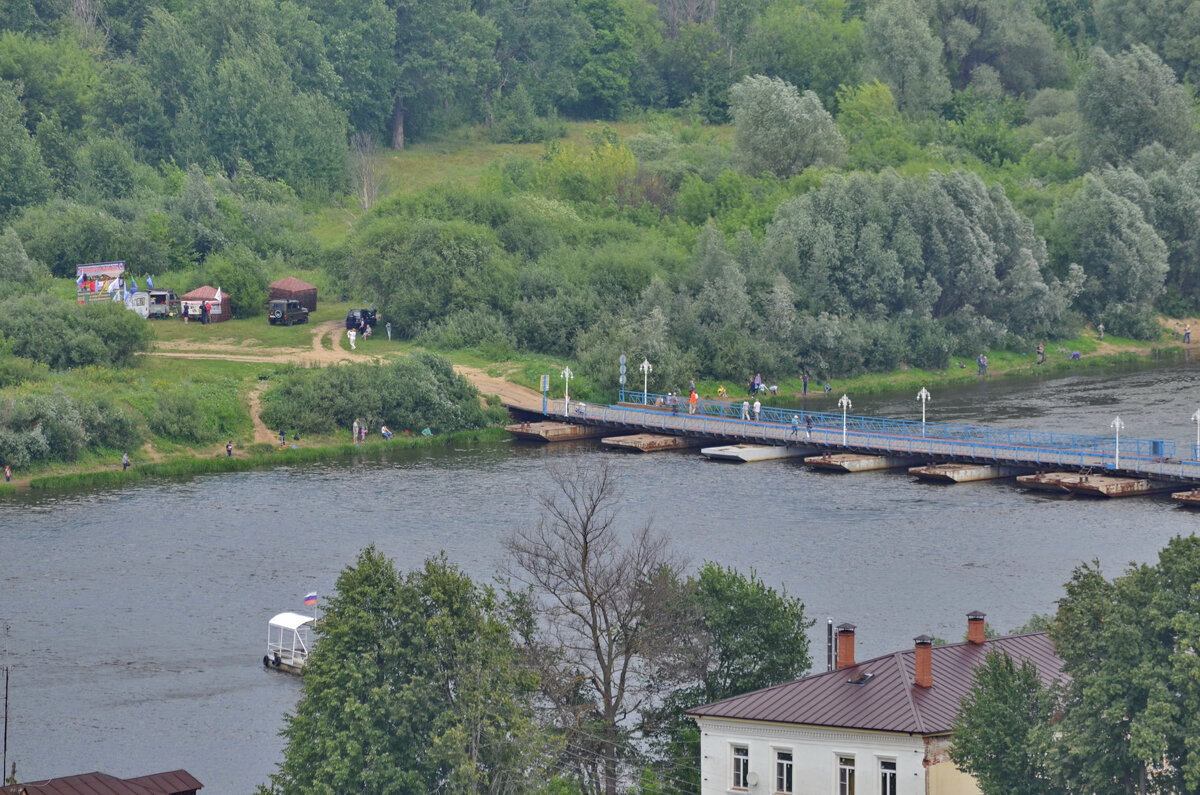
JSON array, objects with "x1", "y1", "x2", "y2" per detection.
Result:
[{"x1": 2, "y1": 295, "x2": 1194, "y2": 496}]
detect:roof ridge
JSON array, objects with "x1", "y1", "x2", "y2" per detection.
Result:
[{"x1": 892, "y1": 651, "x2": 925, "y2": 734}]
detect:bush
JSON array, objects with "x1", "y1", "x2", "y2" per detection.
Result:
[
  {"x1": 488, "y1": 85, "x2": 566, "y2": 144},
  {"x1": 259, "y1": 353, "x2": 506, "y2": 435},
  {"x1": 0, "y1": 294, "x2": 151, "y2": 370},
  {"x1": 1099, "y1": 303, "x2": 1161, "y2": 340},
  {"x1": 148, "y1": 381, "x2": 242, "y2": 443}
]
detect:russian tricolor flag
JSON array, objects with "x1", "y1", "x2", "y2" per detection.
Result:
[{"x1": 303, "y1": 592, "x2": 318, "y2": 606}]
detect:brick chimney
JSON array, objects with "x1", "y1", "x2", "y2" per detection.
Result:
[
  {"x1": 967, "y1": 610, "x2": 987, "y2": 644},
  {"x1": 836, "y1": 623, "x2": 857, "y2": 670},
  {"x1": 914, "y1": 635, "x2": 933, "y2": 688}
]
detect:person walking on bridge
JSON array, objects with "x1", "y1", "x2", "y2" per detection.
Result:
[
  {"x1": 790, "y1": 415, "x2": 800, "y2": 437},
  {"x1": 752, "y1": 398, "x2": 761, "y2": 421},
  {"x1": 741, "y1": 400, "x2": 750, "y2": 420}
]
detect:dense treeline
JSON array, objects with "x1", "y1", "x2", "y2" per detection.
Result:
[{"x1": 3, "y1": 0, "x2": 1200, "y2": 394}]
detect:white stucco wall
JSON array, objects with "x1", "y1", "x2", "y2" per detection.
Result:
[{"x1": 696, "y1": 717, "x2": 928, "y2": 795}]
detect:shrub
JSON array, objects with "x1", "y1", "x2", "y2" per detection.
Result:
[
  {"x1": 260, "y1": 353, "x2": 505, "y2": 435},
  {"x1": 0, "y1": 294, "x2": 151, "y2": 370}
]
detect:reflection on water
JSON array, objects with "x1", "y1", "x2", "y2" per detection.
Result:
[{"x1": 4, "y1": 364, "x2": 1200, "y2": 793}]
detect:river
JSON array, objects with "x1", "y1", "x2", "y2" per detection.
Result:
[{"x1": 3, "y1": 363, "x2": 1200, "y2": 793}]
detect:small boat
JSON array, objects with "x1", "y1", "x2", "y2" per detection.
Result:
[{"x1": 264, "y1": 611, "x2": 315, "y2": 674}]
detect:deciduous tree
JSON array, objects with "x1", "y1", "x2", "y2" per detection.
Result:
[
  {"x1": 863, "y1": 0, "x2": 949, "y2": 115},
  {"x1": 950, "y1": 651, "x2": 1061, "y2": 795},
  {"x1": 263, "y1": 548, "x2": 551, "y2": 795},
  {"x1": 1077, "y1": 45, "x2": 1196, "y2": 167},
  {"x1": 505, "y1": 460, "x2": 684, "y2": 795},
  {"x1": 1051, "y1": 537, "x2": 1200, "y2": 793},
  {"x1": 730, "y1": 75, "x2": 845, "y2": 177}
]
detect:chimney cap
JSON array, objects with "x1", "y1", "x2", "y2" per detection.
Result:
[
  {"x1": 914, "y1": 634, "x2": 933, "y2": 645},
  {"x1": 836, "y1": 622, "x2": 857, "y2": 632},
  {"x1": 967, "y1": 610, "x2": 986, "y2": 620}
]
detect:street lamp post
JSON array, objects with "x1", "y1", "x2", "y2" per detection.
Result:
[
  {"x1": 1192, "y1": 409, "x2": 1200, "y2": 459},
  {"x1": 561, "y1": 366, "x2": 573, "y2": 416},
  {"x1": 1111, "y1": 416, "x2": 1124, "y2": 469},
  {"x1": 640, "y1": 359, "x2": 652, "y2": 405},
  {"x1": 838, "y1": 394, "x2": 852, "y2": 447},
  {"x1": 917, "y1": 387, "x2": 931, "y2": 437}
]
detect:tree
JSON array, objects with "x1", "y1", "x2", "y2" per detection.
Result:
[
  {"x1": 1051, "y1": 537, "x2": 1200, "y2": 794},
  {"x1": 747, "y1": 1, "x2": 863, "y2": 110},
  {"x1": 1053, "y1": 173, "x2": 1168, "y2": 317},
  {"x1": 388, "y1": 0, "x2": 499, "y2": 148},
  {"x1": 644, "y1": 563, "x2": 813, "y2": 794},
  {"x1": 729, "y1": 75, "x2": 845, "y2": 177},
  {"x1": 863, "y1": 0, "x2": 950, "y2": 116},
  {"x1": 0, "y1": 79, "x2": 51, "y2": 218},
  {"x1": 263, "y1": 548, "x2": 552, "y2": 795},
  {"x1": 950, "y1": 651, "x2": 1061, "y2": 795},
  {"x1": 930, "y1": 0, "x2": 1066, "y2": 95},
  {"x1": 505, "y1": 460, "x2": 684, "y2": 795},
  {"x1": 349, "y1": 131, "x2": 385, "y2": 211},
  {"x1": 1077, "y1": 45, "x2": 1196, "y2": 168},
  {"x1": 1095, "y1": 0, "x2": 1200, "y2": 86}
]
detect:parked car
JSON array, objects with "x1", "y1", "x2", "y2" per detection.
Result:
[
  {"x1": 345, "y1": 308, "x2": 377, "y2": 329},
  {"x1": 147, "y1": 289, "x2": 180, "y2": 319},
  {"x1": 269, "y1": 299, "x2": 310, "y2": 326}
]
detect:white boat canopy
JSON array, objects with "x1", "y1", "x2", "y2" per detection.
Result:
[{"x1": 269, "y1": 612, "x2": 315, "y2": 631}]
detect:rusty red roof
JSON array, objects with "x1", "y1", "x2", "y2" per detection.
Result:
[
  {"x1": 179, "y1": 286, "x2": 219, "y2": 301},
  {"x1": 268, "y1": 277, "x2": 315, "y2": 291},
  {"x1": 688, "y1": 632, "x2": 1061, "y2": 736},
  {"x1": 5, "y1": 769, "x2": 201, "y2": 795}
]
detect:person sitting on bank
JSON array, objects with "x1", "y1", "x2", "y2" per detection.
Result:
[{"x1": 381, "y1": 425, "x2": 393, "y2": 440}]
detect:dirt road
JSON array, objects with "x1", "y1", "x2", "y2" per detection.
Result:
[{"x1": 144, "y1": 321, "x2": 543, "y2": 444}]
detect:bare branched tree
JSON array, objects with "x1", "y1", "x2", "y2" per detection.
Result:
[
  {"x1": 506, "y1": 460, "x2": 684, "y2": 795},
  {"x1": 349, "y1": 131, "x2": 385, "y2": 211},
  {"x1": 70, "y1": 0, "x2": 103, "y2": 44}
]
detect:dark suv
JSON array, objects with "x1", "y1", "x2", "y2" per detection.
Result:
[
  {"x1": 269, "y1": 299, "x2": 310, "y2": 326},
  {"x1": 345, "y1": 308, "x2": 377, "y2": 329}
]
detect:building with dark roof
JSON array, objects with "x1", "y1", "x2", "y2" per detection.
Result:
[
  {"x1": 686, "y1": 611, "x2": 1062, "y2": 795},
  {"x1": 3, "y1": 769, "x2": 201, "y2": 795}
]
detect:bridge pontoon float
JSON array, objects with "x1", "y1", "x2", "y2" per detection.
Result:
[{"x1": 701, "y1": 444, "x2": 812, "y2": 462}]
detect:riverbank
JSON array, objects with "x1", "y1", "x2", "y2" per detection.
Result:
[
  {"x1": 4, "y1": 427, "x2": 510, "y2": 494},
  {"x1": 4, "y1": 308, "x2": 1198, "y2": 495}
]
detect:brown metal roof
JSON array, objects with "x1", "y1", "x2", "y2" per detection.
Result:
[
  {"x1": 688, "y1": 632, "x2": 1061, "y2": 735},
  {"x1": 267, "y1": 277, "x2": 315, "y2": 291},
  {"x1": 179, "y1": 286, "x2": 219, "y2": 301},
  {"x1": 5, "y1": 769, "x2": 201, "y2": 795}
]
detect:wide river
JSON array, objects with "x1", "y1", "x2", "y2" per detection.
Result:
[{"x1": 4, "y1": 362, "x2": 1200, "y2": 793}]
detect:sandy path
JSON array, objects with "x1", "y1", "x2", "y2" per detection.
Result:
[
  {"x1": 246, "y1": 381, "x2": 278, "y2": 445},
  {"x1": 141, "y1": 323, "x2": 542, "y2": 438}
]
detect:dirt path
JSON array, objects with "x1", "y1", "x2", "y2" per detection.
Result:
[
  {"x1": 247, "y1": 381, "x2": 278, "y2": 445},
  {"x1": 141, "y1": 323, "x2": 542, "y2": 440}
]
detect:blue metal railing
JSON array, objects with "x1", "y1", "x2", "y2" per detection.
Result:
[{"x1": 614, "y1": 389, "x2": 1177, "y2": 460}]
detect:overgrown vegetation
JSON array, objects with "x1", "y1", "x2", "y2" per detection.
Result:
[{"x1": 259, "y1": 353, "x2": 506, "y2": 435}]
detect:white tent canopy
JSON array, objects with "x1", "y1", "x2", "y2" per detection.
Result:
[{"x1": 269, "y1": 612, "x2": 315, "y2": 631}]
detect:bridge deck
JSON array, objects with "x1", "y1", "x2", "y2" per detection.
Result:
[{"x1": 535, "y1": 395, "x2": 1200, "y2": 486}]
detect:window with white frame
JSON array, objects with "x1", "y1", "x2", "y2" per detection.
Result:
[
  {"x1": 774, "y1": 749, "x2": 793, "y2": 793},
  {"x1": 879, "y1": 759, "x2": 897, "y2": 795},
  {"x1": 732, "y1": 745, "x2": 749, "y2": 790},
  {"x1": 838, "y1": 755, "x2": 856, "y2": 795}
]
